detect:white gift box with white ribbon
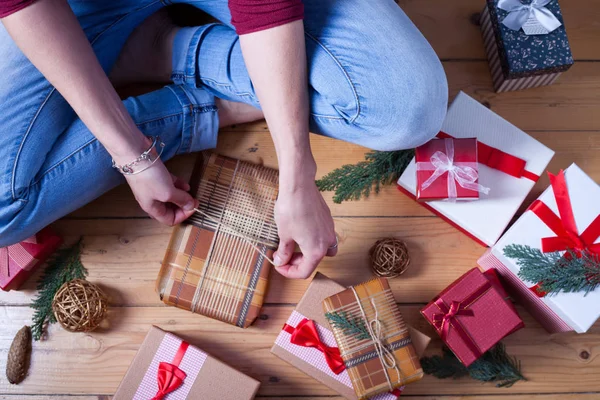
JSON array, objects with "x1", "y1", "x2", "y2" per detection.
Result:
[{"x1": 397, "y1": 92, "x2": 554, "y2": 247}]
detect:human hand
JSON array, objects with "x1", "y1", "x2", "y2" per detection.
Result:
[
  {"x1": 273, "y1": 177, "x2": 337, "y2": 279},
  {"x1": 125, "y1": 160, "x2": 197, "y2": 226}
]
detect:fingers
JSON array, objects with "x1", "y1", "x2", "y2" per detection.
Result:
[
  {"x1": 326, "y1": 235, "x2": 338, "y2": 257},
  {"x1": 273, "y1": 238, "x2": 295, "y2": 267},
  {"x1": 275, "y1": 253, "x2": 314, "y2": 279},
  {"x1": 171, "y1": 174, "x2": 191, "y2": 192}
]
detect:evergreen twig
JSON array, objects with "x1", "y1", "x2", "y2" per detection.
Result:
[
  {"x1": 325, "y1": 311, "x2": 370, "y2": 341},
  {"x1": 421, "y1": 343, "x2": 526, "y2": 388},
  {"x1": 30, "y1": 239, "x2": 87, "y2": 341},
  {"x1": 503, "y1": 244, "x2": 600, "y2": 296},
  {"x1": 316, "y1": 150, "x2": 414, "y2": 203}
]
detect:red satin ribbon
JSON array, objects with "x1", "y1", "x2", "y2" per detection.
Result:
[
  {"x1": 527, "y1": 170, "x2": 600, "y2": 297},
  {"x1": 432, "y1": 280, "x2": 492, "y2": 361},
  {"x1": 437, "y1": 132, "x2": 538, "y2": 182},
  {"x1": 283, "y1": 318, "x2": 346, "y2": 375},
  {"x1": 152, "y1": 341, "x2": 189, "y2": 400},
  {"x1": 0, "y1": 236, "x2": 38, "y2": 279}
]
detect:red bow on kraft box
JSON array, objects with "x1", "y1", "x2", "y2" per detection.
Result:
[
  {"x1": 527, "y1": 170, "x2": 600, "y2": 297},
  {"x1": 421, "y1": 268, "x2": 524, "y2": 366},
  {"x1": 0, "y1": 228, "x2": 62, "y2": 291}
]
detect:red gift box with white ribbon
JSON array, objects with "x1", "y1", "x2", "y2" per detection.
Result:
[{"x1": 0, "y1": 227, "x2": 62, "y2": 291}]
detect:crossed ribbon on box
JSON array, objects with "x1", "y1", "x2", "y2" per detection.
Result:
[
  {"x1": 528, "y1": 170, "x2": 600, "y2": 296},
  {"x1": 0, "y1": 236, "x2": 38, "y2": 279}
]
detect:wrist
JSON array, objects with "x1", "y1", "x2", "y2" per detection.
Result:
[
  {"x1": 108, "y1": 131, "x2": 151, "y2": 165},
  {"x1": 278, "y1": 151, "x2": 317, "y2": 193}
]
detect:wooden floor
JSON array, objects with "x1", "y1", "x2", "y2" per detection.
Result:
[{"x1": 2, "y1": 0, "x2": 600, "y2": 398}]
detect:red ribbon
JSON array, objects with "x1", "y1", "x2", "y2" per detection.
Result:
[
  {"x1": 283, "y1": 318, "x2": 346, "y2": 375},
  {"x1": 432, "y1": 280, "x2": 492, "y2": 361},
  {"x1": 437, "y1": 132, "x2": 539, "y2": 182},
  {"x1": 527, "y1": 170, "x2": 600, "y2": 296},
  {"x1": 0, "y1": 236, "x2": 38, "y2": 279},
  {"x1": 152, "y1": 341, "x2": 189, "y2": 400}
]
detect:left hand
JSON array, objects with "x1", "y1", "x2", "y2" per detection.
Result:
[{"x1": 273, "y1": 175, "x2": 337, "y2": 279}]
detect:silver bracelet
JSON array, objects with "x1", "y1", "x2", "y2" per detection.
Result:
[{"x1": 112, "y1": 136, "x2": 165, "y2": 175}]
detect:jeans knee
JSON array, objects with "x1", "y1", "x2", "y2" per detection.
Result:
[{"x1": 0, "y1": 198, "x2": 30, "y2": 247}]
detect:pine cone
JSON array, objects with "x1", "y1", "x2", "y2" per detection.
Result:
[{"x1": 6, "y1": 326, "x2": 32, "y2": 384}]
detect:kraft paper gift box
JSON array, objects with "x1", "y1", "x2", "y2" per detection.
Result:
[
  {"x1": 157, "y1": 153, "x2": 278, "y2": 328},
  {"x1": 322, "y1": 278, "x2": 423, "y2": 400},
  {"x1": 397, "y1": 91, "x2": 554, "y2": 247},
  {"x1": 415, "y1": 137, "x2": 485, "y2": 201},
  {"x1": 113, "y1": 326, "x2": 260, "y2": 399},
  {"x1": 0, "y1": 227, "x2": 62, "y2": 291},
  {"x1": 481, "y1": 0, "x2": 574, "y2": 92},
  {"x1": 479, "y1": 164, "x2": 600, "y2": 333},
  {"x1": 272, "y1": 273, "x2": 431, "y2": 400},
  {"x1": 421, "y1": 268, "x2": 524, "y2": 367}
]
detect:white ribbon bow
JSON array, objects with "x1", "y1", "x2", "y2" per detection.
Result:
[
  {"x1": 418, "y1": 139, "x2": 490, "y2": 200},
  {"x1": 498, "y1": 0, "x2": 562, "y2": 33}
]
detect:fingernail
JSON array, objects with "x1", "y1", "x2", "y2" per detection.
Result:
[
  {"x1": 184, "y1": 201, "x2": 194, "y2": 211},
  {"x1": 274, "y1": 254, "x2": 283, "y2": 267}
]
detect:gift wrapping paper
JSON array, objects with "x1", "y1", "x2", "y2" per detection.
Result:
[
  {"x1": 157, "y1": 153, "x2": 278, "y2": 328},
  {"x1": 421, "y1": 268, "x2": 524, "y2": 366},
  {"x1": 114, "y1": 326, "x2": 260, "y2": 399},
  {"x1": 481, "y1": 0, "x2": 573, "y2": 92},
  {"x1": 398, "y1": 91, "x2": 554, "y2": 247},
  {"x1": 323, "y1": 278, "x2": 423, "y2": 400},
  {"x1": 271, "y1": 273, "x2": 431, "y2": 400},
  {"x1": 481, "y1": 164, "x2": 600, "y2": 333},
  {"x1": 0, "y1": 227, "x2": 62, "y2": 291},
  {"x1": 415, "y1": 138, "x2": 481, "y2": 201}
]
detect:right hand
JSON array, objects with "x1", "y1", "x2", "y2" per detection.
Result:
[{"x1": 125, "y1": 159, "x2": 198, "y2": 226}]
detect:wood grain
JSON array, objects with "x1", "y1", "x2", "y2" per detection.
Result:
[{"x1": 0, "y1": 305, "x2": 599, "y2": 396}]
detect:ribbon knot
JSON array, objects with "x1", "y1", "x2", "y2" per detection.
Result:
[
  {"x1": 0, "y1": 236, "x2": 38, "y2": 280},
  {"x1": 498, "y1": 0, "x2": 562, "y2": 33},
  {"x1": 152, "y1": 341, "x2": 189, "y2": 399},
  {"x1": 419, "y1": 138, "x2": 490, "y2": 200},
  {"x1": 432, "y1": 300, "x2": 475, "y2": 335},
  {"x1": 284, "y1": 318, "x2": 345, "y2": 375}
]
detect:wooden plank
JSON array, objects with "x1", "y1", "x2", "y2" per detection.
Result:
[
  {"x1": 1, "y1": 396, "x2": 599, "y2": 400},
  {"x1": 1, "y1": 305, "x2": 599, "y2": 396},
  {"x1": 397, "y1": 0, "x2": 600, "y2": 60},
  {"x1": 0, "y1": 217, "x2": 483, "y2": 306},
  {"x1": 68, "y1": 127, "x2": 600, "y2": 219}
]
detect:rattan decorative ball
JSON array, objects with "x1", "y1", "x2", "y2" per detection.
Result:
[
  {"x1": 52, "y1": 279, "x2": 107, "y2": 333},
  {"x1": 369, "y1": 238, "x2": 410, "y2": 278}
]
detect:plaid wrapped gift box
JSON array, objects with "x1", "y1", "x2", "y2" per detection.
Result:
[
  {"x1": 157, "y1": 153, "x2": 279, "y2": 328},
  {"x1": 481, "y1": 0, "x2": 574, "y2": 92},
  {"x1": 323, "y1": 278, "x2": 423, "y2": 400}
]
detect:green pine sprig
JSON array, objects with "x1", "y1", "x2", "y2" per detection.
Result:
[
  {"x1": 316, "y1": 149, "x2": 414, "y2": 204},
  {"x1": 30, "y1": 239, "x2": 87, "y2": 340},
  {"x1": 421, "y1": 343, "x2": 526, "y2": 388},
  {"x1": 503, "y1": 244, "x2": 600, "y2": 296},
  {"x1": 325, "y1": 311, "x2": 370, "y2": 341}
]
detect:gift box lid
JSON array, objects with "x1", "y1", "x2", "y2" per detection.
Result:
[
  {"x1": 421, "y1": 268, "x2": 524, "y2": 366},
  {"x1": 271, "y1": 273, "x2": 430, "y2": 400},
  {"x1": 486, "y1": 0, "x2": 574, "y2": 78},
  {"x1": 398, "y1": 92, "x2": 554, "y2": 247},
  {"x1": 491, "y1": 164, "x2": 600, "y2": 333},
  {"x1": 114, "y1": 326, "x2": 260, "y2": 399}
]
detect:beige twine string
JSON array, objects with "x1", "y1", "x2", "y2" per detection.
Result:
[
  {"x1": 350, "y1": 287, "x2": 401, "y2": 391},
  {"x1": 194, "y1": 208, "x2": 276, "y2": 266}
]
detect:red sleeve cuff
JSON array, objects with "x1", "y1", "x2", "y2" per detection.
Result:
[
  {"x1": 229, "y1": 0, "x2": 304, "y2": 35},
  {"x1": 0, "y1": 0, "x2": 36, "y2": 18}
]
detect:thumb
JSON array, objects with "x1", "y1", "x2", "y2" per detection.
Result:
[
  {"x1": 273, "y1": 238, "x2": 295, "y2": 267},
  {"x1": 168, "y1": 188, "x2": 197, "y2": 212}
]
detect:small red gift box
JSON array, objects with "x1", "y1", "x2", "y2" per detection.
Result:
[
  {"x1": 421, "y1": 268, "x2": 524, "y2": 367},
  {"x1": 0, "y1": 228, "x2": 62, "y2": 291},
  {"x1": 415, "y1": 138, "x2": 487, "y2": 201}
]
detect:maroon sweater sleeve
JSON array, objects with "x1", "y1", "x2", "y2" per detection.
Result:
[
  {"x1": 229, "y1": 0, "x2": 304, "y2": 35},
  {"x1": 0, "y1": 0, "x2": 36, "y2": 18}
]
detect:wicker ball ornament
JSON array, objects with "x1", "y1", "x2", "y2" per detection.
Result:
[
  {"x1": 369, "y1": 238, "x2": 410, "y2": 278},
  {"x1": 52, "y1": 279, "x2": 107, "y2": 333}
]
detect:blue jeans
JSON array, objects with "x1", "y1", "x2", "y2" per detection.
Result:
[{"x1": 0, "y1": 0, "x2": 447, "y2": 247}]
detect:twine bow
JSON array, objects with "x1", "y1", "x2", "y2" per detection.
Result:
[
  {"x1": 431, "y1": 280, "x2": 492, "y2": 362},
  {"x1": 283, "y1": 318, "x2": 345, "y2": 374},
  {"x1": 498, "y1": 0, "x2": 562, "y2": 33},
  {"x1": 0, "y1": 236, "x2": 38, "y2": 279},
  {"x1": 527, "y1": 170, "x2": 600, "y2": 296},
  {"x1": 351, "y1": 288, "x2": 401, "y2": 391},
  {"x1": 152, "y1": 341, "x2": 189, "y2": 400},
  {"x1": 419, "y1": 138, "x2": 490, "y2": 200}
]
